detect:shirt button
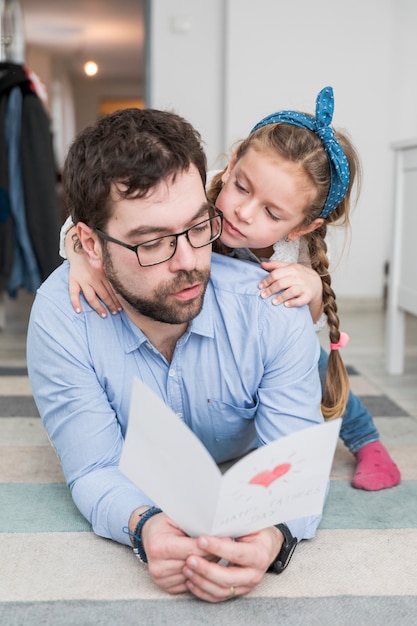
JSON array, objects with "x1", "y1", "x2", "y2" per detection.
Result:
[
  {"x1": 176, "y1": 413, "x2": 183, "y2": 418},
  {"x1": 169, "y1": 369, "x2": 176, "y2": 377}
]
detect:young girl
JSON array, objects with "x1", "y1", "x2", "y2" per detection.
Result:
[{"x1": 60, "y1": 87, "x2": 400, "y2": 492}]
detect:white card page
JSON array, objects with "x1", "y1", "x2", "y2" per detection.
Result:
[{"x1": 119, "y1": 378, "x2": 341, "y2": 537}]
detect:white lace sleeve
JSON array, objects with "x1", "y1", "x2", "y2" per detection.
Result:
[
  {"x1": 271, "y1": 237, "x2": 328, "y2": 333},
  {"x1": 270, "y1": 238, "x2": 300, "y2": 263},
  {"x1": 59, "y1": 216, "x2": 75, "y2": 259},
  {"x1": 313, "y1": 312, "x2": 327, "y2": 332},
  {"x1": 206, "y1": 169, "x2": 221, "y2": 192}
]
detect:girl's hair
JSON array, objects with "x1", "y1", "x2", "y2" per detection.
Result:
[{"x1": 207, "y1": 122, "x2": 362, "y2": 420}]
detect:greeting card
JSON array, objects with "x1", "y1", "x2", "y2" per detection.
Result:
[{"x1": 119, "y1": 379, "x2": 340, "y2": 537}]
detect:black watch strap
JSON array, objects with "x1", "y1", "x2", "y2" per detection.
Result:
[{"x1": 267, "y1": 523, "x2": 298, "y2": 574}]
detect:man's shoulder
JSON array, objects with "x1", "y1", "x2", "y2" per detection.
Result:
[
  {"x1": 210, "y1": 252, "x2": 267, "y2": 296},
  {"x1": 37, "y1": 261, "x2": 70, "y2": 298},
  {"x1": 207, "y1": 252, "x2": 313, "y2": 329},
  {"x1": 34, "y1": 262, "x2": 82, "y2": 322}
]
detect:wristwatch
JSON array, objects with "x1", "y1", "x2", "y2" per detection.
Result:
[{"x1": 267, "y1": 523, "x2": 298, "y2": 574}]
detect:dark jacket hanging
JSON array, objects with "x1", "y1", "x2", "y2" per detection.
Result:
[{"x1": 0, "y1": 61, "x2": 61, "y2": 295}]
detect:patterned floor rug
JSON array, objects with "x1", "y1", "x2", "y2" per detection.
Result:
[{"x1": 1, "y1": 366, "x2": 416, "y2": 626}]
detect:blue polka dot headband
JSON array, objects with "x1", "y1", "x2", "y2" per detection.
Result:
[{"x1": 250, "y1": 86, "x2": 350, "y2": 219}]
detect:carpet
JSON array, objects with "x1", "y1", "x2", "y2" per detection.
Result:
[{"x1": 1, "y1": 366, "x2": 416, "y2": 626}]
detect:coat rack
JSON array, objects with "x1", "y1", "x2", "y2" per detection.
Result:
[{"x1": 0, "y1": 0, "x2": 25, "y2": 63}]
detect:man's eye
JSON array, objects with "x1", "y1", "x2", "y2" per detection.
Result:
[
  {"x1": 140, "y1": 238, "x2": 165, "y2": 250},
  {"x1": 191, "y1": 222, "x2": 210, "y2": 234}
]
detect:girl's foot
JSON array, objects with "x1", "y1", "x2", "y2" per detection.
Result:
[{"x1": 352, "y1": 440, "x2": 401, "y2": 490}]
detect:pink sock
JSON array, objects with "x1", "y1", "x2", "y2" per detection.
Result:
[{"x1": 352, "y1": 440, "x2": 401, "y2": 491}]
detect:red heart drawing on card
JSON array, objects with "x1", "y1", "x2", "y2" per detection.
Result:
[{"x1": 249, "y1": 463, "x2": 291, "y2": 488}]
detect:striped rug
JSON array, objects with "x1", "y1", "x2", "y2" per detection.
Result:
[{"x1": 1, "y1": 365, "x2": 416, "y2": 625}]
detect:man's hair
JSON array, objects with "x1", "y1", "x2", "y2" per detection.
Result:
[{"x1": 62, "y1": 108, "x2": 207, "y2": 230}]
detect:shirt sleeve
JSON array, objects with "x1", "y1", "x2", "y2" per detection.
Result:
[
  {"x1": 271, "y1": 237, "x2": 328, "y2": 334},
  {"x1": 286, "y1": 478, "x2": 330, "y2": 540},
  {"x1": 27, "y1": 283, "x2": 154, "y2": 546}
]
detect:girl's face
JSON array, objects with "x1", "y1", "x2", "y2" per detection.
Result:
[{"x1": 216, "y1": 147, "x2": 319, "y2": 252}]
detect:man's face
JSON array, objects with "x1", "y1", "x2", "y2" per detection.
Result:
[{"x1": 99, "y1": 165, "x2": 212, "y2": 325}]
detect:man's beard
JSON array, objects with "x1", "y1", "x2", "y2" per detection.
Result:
[{"x1": 103, "y1": 249, "x2": 210, "y2": 325}]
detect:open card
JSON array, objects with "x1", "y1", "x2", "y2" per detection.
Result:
[{"x1": 119, "y1": 378, "x2": 341, "y2": 538}]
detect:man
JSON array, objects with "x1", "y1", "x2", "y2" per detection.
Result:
[{"x1": 27, "y1": 108, "x2": 323, "y2": 603}]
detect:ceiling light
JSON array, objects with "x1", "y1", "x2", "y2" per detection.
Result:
[{"x1": 83, "y1": 61, "x2": 98, "y2": 77}]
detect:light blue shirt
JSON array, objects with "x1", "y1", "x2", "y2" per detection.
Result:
[{"x1": 27, "y1": 253, "x2": 323, "y2": 545}]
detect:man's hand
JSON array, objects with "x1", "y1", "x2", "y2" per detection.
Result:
[
  {"x1": 181, "y1": 526, "x2": 284, "y2": 603},
  {"x1": 140, "y1": 512, "x2": 208, "y2": 594}
]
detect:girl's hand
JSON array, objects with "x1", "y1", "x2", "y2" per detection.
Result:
[
  {"x1": 66, "y1": 232, "x2": 122, "y2": 317},
  {"x1": 259, "y1": 260, "x2": 323, "y2": 323}
]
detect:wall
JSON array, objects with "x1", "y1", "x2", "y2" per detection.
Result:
[
  {"x1": 72, "y1": 76, "x2": 142, "y2": 135},
  {"x1": 25, "y1": 50, "x2": 142, "y2": 171},
  {"x1": 25, "y1": 45, "x2": 53, "y2": 114},
  {"x1": 224, "y1": 0, "x2": 393, "y2": 299},
  {"x1": 25, "y1": 0, "x2": 417, "y2": 299},
  {"x1": 149, "y1": 0, "x2": 417, "y2": 299},
  {"x1": 147, "y1": 0, "x2": 226, "y2": 168},
  {"x1": 390, "y1": 0, "x2": 417, "y2": 142}
]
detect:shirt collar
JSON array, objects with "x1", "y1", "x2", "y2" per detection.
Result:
[
  {"x1": 187, "y1": 281, "x2": 215, "y2": 339},
  {"x1": 119, "y1": 314, "x2": 149, "y2": 353},
  {"x1": 228, "y1": 247, "x2": 263, "y2": 264},
  {"x1": 118, "y1": 281, "x2": 216, "y2": 354}
]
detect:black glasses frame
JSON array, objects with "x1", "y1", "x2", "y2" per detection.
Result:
[{"x1": 95, "y1": 208, "x2": 223, "y2": 267}]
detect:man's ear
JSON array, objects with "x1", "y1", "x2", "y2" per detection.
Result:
[
  {"x1": 76, "y1": 222, "x2": 103, "y2": 266},
  {"x1": 287, "y1": 218, "x2": 324, "y2": 242},
  {"x1": 221, "y1": 151, "x2": 238, "y2": 184}
]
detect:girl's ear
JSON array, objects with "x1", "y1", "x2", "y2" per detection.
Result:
[
  {"x1": 221, "y1": 151, "x2": 238, "y2": 184},
  {"x1": 287, "y1": 218, "x2": 324, "y2": 242},
  {"x1": 76, "y1": 222, "x2": 103, "y2": 266}
]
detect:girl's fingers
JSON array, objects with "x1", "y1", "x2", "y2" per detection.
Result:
[
  {"x1": 69, "y1": 282, "x2": 83, "y2": 314},
  {"x1": 94, "y1": 283, "x2": 122, "y2": 316},
  {"x1": 69, "y1": 281, "x2": 122, "y2": 318}
]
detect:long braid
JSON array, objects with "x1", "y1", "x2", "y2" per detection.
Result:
[{"x1": 307, "y1": 225, "x2": 350, "y2": 419}]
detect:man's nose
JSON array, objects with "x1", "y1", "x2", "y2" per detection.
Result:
[{"x1": 168, "y1": 232, "x2": 198, "y2": 271}]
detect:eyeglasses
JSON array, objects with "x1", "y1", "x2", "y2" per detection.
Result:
[{"x1": 95, "y1": 207, "x2": 223, "y2": 267}]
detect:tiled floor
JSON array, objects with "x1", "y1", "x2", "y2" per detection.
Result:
[
  {"x1": 1, "y1": 291, "x2": 417, "y2": 625},
  {"x1": 0, "y1": 292, "x2": 34, "y2": 369},
  {"x1": 1, "y1": 291, "x2": 417, "y2": 415},
  {"x1": 326, "y1": 298, "x2": 417, "y2": 419}
]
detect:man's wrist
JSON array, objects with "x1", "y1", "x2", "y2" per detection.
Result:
[
  {"x1": 128, "y1": 505, "x2": 150, "y2": 541},
  {"x1": 131, "y1": 506, "x2": 163, "y2": 564},
  {"x1": 267, "y1": 523, "x2": 298, "y2": 574}
]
